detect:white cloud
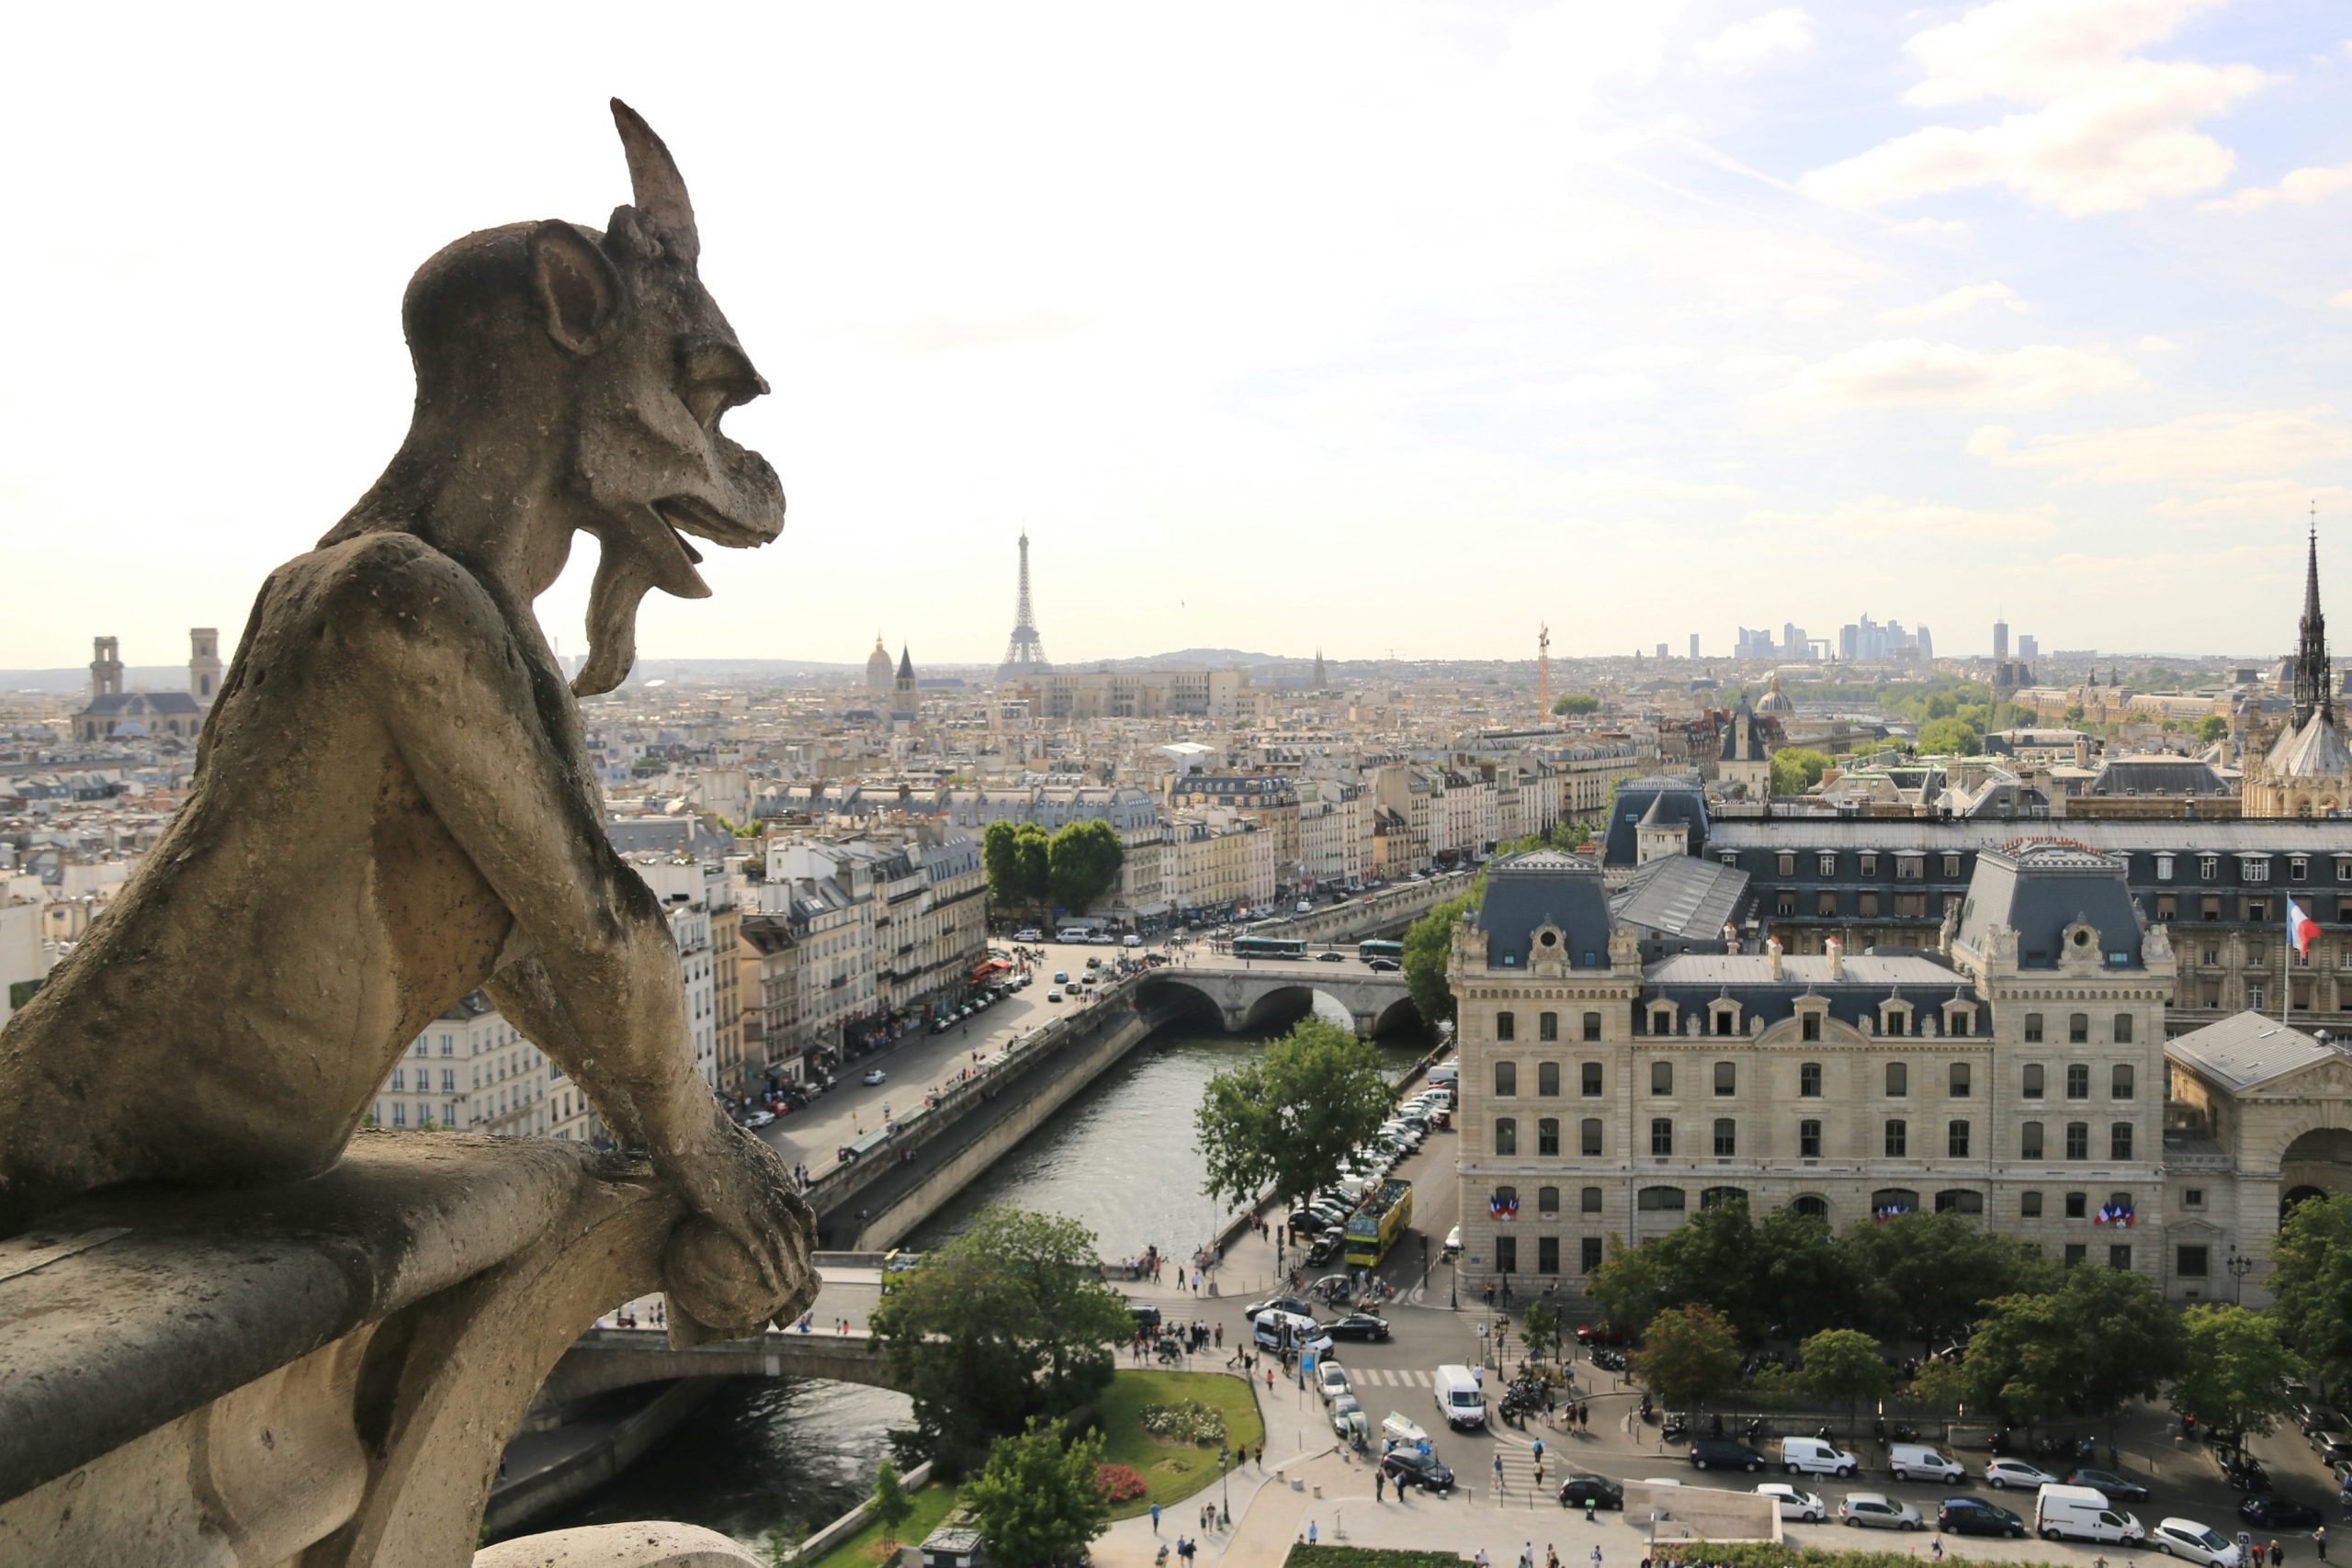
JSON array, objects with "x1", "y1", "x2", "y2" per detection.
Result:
[
  {"x1": 1695, "y1": 7, "x2": 1813, "y2": 73},
  {"x1": 1592, "y1": 344, "x2": 1701, "y2": 371},
  {"x1": 1780, "y1": 339, "x2": 2140, "y2": 410},
  {"x1": 1716, "y1": 354, "x2": 1805, "y2": 379},
  {"x1": 1892, "y1": 217, "x2": 1973, "y2": 237},
  {"x1": 1874, "y1": 281, "x2": 2029, "y2": 325},
  {"x1": 2335, "y1": 288, "x2": 2352, "y2": 310},
  {"x1": 2152, "y1": 479, "x2": 2352, "y2": 519},
  {"x1": 2138, "y1": 334, "x2": 2177, "y2": 352},
  {"x1": 1966, "y1": 406, "x2": 2352, "y2": 485},
  {"x1": 1747, "y1": 493, "x2": 2058, "y2": 540},
  {"x1": 1799, "y1": 0, "x2": 2271, "y2": 216},
  {"x1": 1782, "y1": 294, "x2": 1843, "y2": 320},
  {"x1": 2200, "y1": 160, "x2": 2352, "y2": 213}
]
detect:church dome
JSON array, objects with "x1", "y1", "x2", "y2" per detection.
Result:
[
  {"x1": 1756, "y1": 672, "x2": 1795, "y2": 716},
  {"x1": 865, "y1": 636, "x2": 894, "y2": 692}
]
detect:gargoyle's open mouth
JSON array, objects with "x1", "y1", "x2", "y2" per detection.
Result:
[{"x1": 653, "y1": 493, "x2": 770, "y2": 557}]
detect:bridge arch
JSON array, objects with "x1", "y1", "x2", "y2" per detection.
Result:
[
  {"x1": 1370, "y1": 994, "x2": 1426, "y2": 1039},
  {"x1": 540, "y1": 1332, "x2": 909, "y2": 1406}
]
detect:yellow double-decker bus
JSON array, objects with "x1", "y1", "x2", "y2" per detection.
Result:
[{"x1": 1343, "y1": 1178, "x2": 1413, "y2": 1269}]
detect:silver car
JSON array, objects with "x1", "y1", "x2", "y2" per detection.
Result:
[{"x1": 1840, "y1": 1494, "x2": 1925, "y2": 1531}]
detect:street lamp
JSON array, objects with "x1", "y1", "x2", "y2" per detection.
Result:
[{"x1": 2225, "y1": 1245, "x2": 2256, "y2": 1303}]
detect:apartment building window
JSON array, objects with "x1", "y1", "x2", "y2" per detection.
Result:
[
  {"x1": 1860, "y1": 852, "x2": 1879, "y2": 876},
  {"x1": 2111, "y1": 1122, "x2": 2134, "y2": 1160},
  {"x1": 1858, "y1": 891, "x2": 1882, "y2": 918},
  {"x1": 1537, "y1": 1236, "x2": 1561, "y2": 1274},
  {"x1": 2247, "y1": 858, "x2": 2272, "y2": 884},
  {"x1": 1538, "y1": 1185, "x2": 1560, "y2": 1214},
  {"x1": 2024, "y1": 1012, "x2": 2043, "y2": 1043},
  {"x1": 1712, "y1": 1005, "x2": 1739, "y2": 1035},
  {"x1": 1778, "y1": 852, "x2": 1796, "y2": 875},
  {"x1": 1819, "y1": 853, "x2": 1837, "y2": 876},
  {"x1": 2068, "y1": 1012, "x2": 2089, "y2": 1043},
  {"x1": 2293, "y1": 856, "x2": 2311, "y2": 882},
  {"x1": 1943, "y1": 853, "x2": 1963, "y2": 878},
  {"x1": 1495, "y1": 1118, "x2": 1518, "y2": 1155},
  {"x1": 390, "y1": 1068, "x2": 406, "y2": 1092},
  {"x1": 1582, "y1": 1236, "x2": 1605, "y2": 1273},
  {"x1": 1497, "y1": 1010, "x2": 1516, "y2": 1042},
  {"x1": 1540, "y1": 1010, "x2": 1559, "y2": 1042},
  {"x1": 2021, "y1": 1122, "x2": 2045, "y2": 1159},
  {"x1": 1651, "y1": 1061, "x2": 1673, "y2": 1095},
  {"x1": 1539, "y1": 1118, "x2": 1560, "y2": 1156},
  {"x1": 1776, "y1": 892, "x2": 1795, "y2": 918},
  {"x1": 2066, "y1": 1064, "x2": 2089, "y2": 1099},
  {"x1": 1948, "y1": 1120, "x2": 1971, "y2": 1157},
  {"x1": 2177, "y1": 1245, "x2": 2209, "y2": 1279},
  {"x1": 2065, "y1": 1191, "x2": 2087, "y2": 1218},
  {"x1": 1583, "y1": 1011, "x2": 1602, "y2": 1041},
  {"x1": 2201, "y1": 896, "x2": 2223, "y2": 921},
  {"x1": 1816, "y1": 892, "x2": 1838, "y2": 918},
  {"x1": 2112, "y1": 1064, "x2": 2135, "y2": 1099},
  {"x1": 2064, "y1": 1244, "x2": 2087, "y2": 1267},
  {"x1": 1496, "y1": 1235, "x2": 1517, "y2": 1273},
  {"x1": 1538, "y1": 1061, "x2": 1561, "y2": 1096},
  {"x1": 1799, "y1": 1119, "x2": 1822, "y2": 1158},
  {"x1": 441, "y1": 1068, "x2": 456, "y2": 1093},
  {"x1": 1885, "y1": 1062, "x2": 1908, "y2": 1097},
  {"x1": 2109, "y1": 1245, "x2": 2133, "y2": 1270},
  {"x1": 1884, "y1": 1119, "x2": 1907, "y2": 1156},
  {"x1": 1802, "y1": 1012, "x2": 1821, "y2": 1042},
  {"x1": 2184, "y1": 1188, "x2": 2204, "y2": 1208},
  {"x1": 1650, "y1": 1119, "x2": 1673, "y2": 1156},
  {"x1": 2065, "y1": 1122, "x2": 2089, "y2": 1160},
  {"x1": 1495, "y1": 1061, "x2": 1518, "y2": 1096},
  {"x1": 1949, "y1": 1063, "x2": 1972, "y2": 1098},
  {"x1": 2154, "y1": 896, "x2": 2177, "y2": 921},
  {"x1": 391, "y1": 1103, "x2": 406, "y2": 1127},
  {"x1": 1581, "y1": 1185, "x2": 1603, "y2": 1213},
  {"x1": 1581, "y1": 1063, "x2": 1603, "y2": 1097},
  {"x1": 2200, "y1": 855, "x2": 2219, "y2": 880},
  {"x1": 1581, "y1": 1119, "x2": 1602, "y2": 1156},
  {"x1": 2155, "y1": 854, "x2": 2176, "y2": 882},
  {"x1": 1799, "y1": 1062, "x2": 1823, "y2": 1097},
  {"x1": 2021, "y1": 1190, "x2": 2043, "y2": 1217},
  {"x1": 1714, "y1": 1061, "x2": 1736, "y2": 1096},
  {"x1": 1713, "y1": 1118, "x2": 1737, "y2": 1156},
  {"x1": 1649, "y1": 1003, "x2": 1677, "y2": 1033}
]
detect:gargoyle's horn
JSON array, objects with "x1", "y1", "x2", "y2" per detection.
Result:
[{"x1": 610, "y1": 97, "x2": 698, "y2": 266}]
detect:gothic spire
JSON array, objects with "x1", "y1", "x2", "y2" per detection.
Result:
[{"x1": 2296, "y1": 514, "x2": 2332, "y2": 728}]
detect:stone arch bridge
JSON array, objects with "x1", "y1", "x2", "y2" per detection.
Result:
[
  {"x1": 540, "y1": 1326, "x2": 905, "y2": 1405},
  {"x1": 1136, "y1": 964, "x2": 1420, "y2": 1038}
]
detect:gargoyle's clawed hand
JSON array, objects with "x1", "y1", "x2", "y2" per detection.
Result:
[{"x1": 657, "y1": 1111, "x2": 820, "y2": 1347}]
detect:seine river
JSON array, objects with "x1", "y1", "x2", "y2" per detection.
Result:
[{"x1": 562, "y1": 1005, "x2": 1429, "y2": 1546}]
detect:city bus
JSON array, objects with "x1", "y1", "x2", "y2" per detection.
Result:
[
  {"x1": 1357, "y1": 940, "x2": 1404, "y2": 964},
  {"x1": 1231, "y1": 935, "x2": 1308, "y2": 960},
  {"x1": 1344, "y1": 1178, "x2": 1414, "y2": 1269}
]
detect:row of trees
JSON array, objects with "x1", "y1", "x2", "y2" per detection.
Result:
[{"x1": 981, "y1": 818, "x2": 1126, "y2": 917}]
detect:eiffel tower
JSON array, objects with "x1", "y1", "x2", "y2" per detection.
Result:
[{"x1": 999, "y1": 531, "x2": 1051, "y2": 680}]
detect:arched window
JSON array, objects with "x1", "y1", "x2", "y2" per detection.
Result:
[
  {"x1": 1700, "y1": 1184, "x2": 1747, "y2": 1209},
  {"x1": 2114, "y1": 1012, "x2": 2134, "y2": 1044},
  {"x1": 1497, "y1": 1010, "x2": 1517, "y2": 1042},
  {"x1": 1537, "y1": 1061, "x2": 1561, "y2": 1096},
  {"x1": 2111, "y1": 1122, "x2": 2134, "y2": 1160},
  {"x1": 1581, "y1": 1118, "x2": 1603, "y2": 1156},
  {"x1": 1581, "y1": 1185, "x2": 1603, "y2": 1213},
  {"x1": 1493, "y1": 1183, "x2": 1518, "y2": 1213},
  {"x1": 1885, "y1": 1062, "x2": 1908, "y2": 1097},
  {"x1": 2022, "y1": 1063, "x2": 2045, "y2": 1099},
  {"x1": 2065, "y1": 1122, "x2": 2089, "y2": 1160},
  {"x1": 1935, "y1": 1190, "x2": 1985, "y2": 1215},
  {"x1": 1495, "y1": 1060, "x2": 1518, "y2": 1096},
  {"x1": 2111, "y1": 1065, "x2": 2134, "y2": 1100},
  {"x1": 1495, "y1": 1118, "x2": 1519, "y2": 1156},
  {"x1": 1538, "y1": 1118, "x2": 1560, "y2": 1156},
  {"x1": 1537, "y1": 1185, "x2": 1561, "y2": 1213},
  {"x1": 1540, "y1": 1010, "x2": 1559, "y2": 1042},
  {"x1": 1583, "y1": 1011, "x2": 1602, "y2": 1041},
  {"x1": 2068, "y1": 1012, "x2": 2089, "y2": 1043},
  {"x1": 1713, "y1": 1118, "x2": 1737, "y2": 1156},
  {"x1": 1871, "y1": 1186, "x2": 1920, "y2": 1214},
  {"x1": 2020, "y1": 1121, "x2": 2044, "y2": 1159},
  {"x1": 1791, "y1": 1195, "x2": 1829, "y2": 1219},
  {"x1": 1637, "y1": 1186, "x2": 1686, "y2": 1212}
]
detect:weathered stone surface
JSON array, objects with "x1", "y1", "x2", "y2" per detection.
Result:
[
  {"x1": 0, "y1": 100, "x2": 814, "y2": 1347},
  {"x1": 472, "y1": 1522, "x2": 763, "y2": 1567}
]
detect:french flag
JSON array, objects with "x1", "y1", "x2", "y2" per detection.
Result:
[{"x1": 2290, "y1": 897, "x2": 2321, "y2": 960}]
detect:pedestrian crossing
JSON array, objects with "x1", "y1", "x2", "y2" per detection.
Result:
[{"x1": 1339, "y1": 1366, "x2": 1435, "y2": 1387}]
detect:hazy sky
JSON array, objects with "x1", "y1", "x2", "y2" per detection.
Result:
[{"x1": 5, "y1": 1, "x2": 2350, "y2": 671}]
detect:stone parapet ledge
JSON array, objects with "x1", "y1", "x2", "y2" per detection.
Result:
[{"x1": 0, "y1": 1132, "x2": 708, "y2": 1567}]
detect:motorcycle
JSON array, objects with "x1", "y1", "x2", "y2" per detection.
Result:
[
  {"x1": 1660, "y1": 1415, "x2": 1689, "y2": 1441},
  {"x1": 1640, "y1": 1395, "x2": 1655, "y2": 1421}
]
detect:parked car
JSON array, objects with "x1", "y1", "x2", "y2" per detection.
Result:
[
  {"x1": 2312, "y1": 1431, "x2": 2352, "y2": 1468},
  {"x1": 1316, "y1": 1362, "x2": 1351, "y2": 1404},
  {"x1": 1241, "y1": 1295, "x2": 1316, "y2": 1323},
  {"x1": 1688, "y1": 1439, "x2": 1766, "y2": 1472},
  {"x1": 862, "y1": 1068, "x2": 887, "y2": 1086},
  {"x1": 1046, "y1": 990, "x2": 1063, "y2": 1003},
  {"x1": 1380, "y1": 1450, "x2": 1455, "y2": 1494},
  {"x1": 1327, "y1": 1313, "x2": 1393, "y2": 1341},
  {"x1": 2066, "y1": 1469, "x2": 2151, "y2": 1504},
  {"x1": 2239, "y1": 1496, "x2": 2324, "y2": 1530},
  {"x1": 1839, "y1": 1494, "x2": 1925, "y2": 1531},
  {"x1": 743, "y1": 1110, "x2": 775, "y2": 1128},
  {"x1": 1984, "y1": 1458, "x2": 2059, "y2": 1490},
  {"x1": 1577, "y1": 1321, "x2": 1636, "y2": 1347},
  {"x1": 1939, "y1": 1498, "x2": 2027, "y2": 1539},
  {"x1": 2299, "y1": 1405, "x2": 2344, "y2": 1435},
  {"x1": 1755, "y1": 1484, "x2": 1827, "y2": 1523},
  {"x1": 2153, "y1": 1517, "x2": 2244, "y2": 1566},
  {"x1": 1558, "y1": 1474, "x2": 1623, "y2": 1511}
]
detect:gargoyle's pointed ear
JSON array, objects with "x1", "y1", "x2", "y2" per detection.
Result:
[
  {"x1": 528, "y1": 221, "x2": 620, "y2": 355},
  {"x1": 611, "y1": 97, "x2": 699, "y2": 266}
]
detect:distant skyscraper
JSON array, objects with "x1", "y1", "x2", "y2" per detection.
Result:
[
  {"x1": 2018, "y1": 634, "x2": 2039, "y2": 661},
  {"x1": 1993, "y1": 619, "x2": 2010, "y2": 660},
  {"x1": 1916, "y1": 626, "x2": 1933, "y2": 664},
  {"x1": 1689, "y1": 634, "x2": 1700, "y2": 660},
  {"x1": 999, "y1": 532, "x2": 1050, "y2": 680},
  {"x1": 1656, "y1": 642, "x2": 1669, "y2": 660}
]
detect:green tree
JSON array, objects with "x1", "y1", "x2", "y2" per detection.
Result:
[
  {"x1": 1588, "y1": 1233, "x2": 1671, "y2": 1336},
  {"x1": 2058, "y1": 1266, "x2": 2185, "y2": 1433},
  {"x1": 1013, "y1": 823, "x2": 1052, "y2": 908},
  {"x1": 2063, "y1": 704, "x2": 2086, "y2": 728},
  {"x1": 1195, "y1": 1018, "x2": 1396, "y2": 1213},
  {"x1": 2173, "y1": 1303, "x2": 2306, "y2": 1450},
  {"x1": 2269, "y1": 1193, "x2": 2352, "y2": 1391},
  {"x1": 1839, "y1": 1212, "x2": 2056, "y2": 1341},
  {"x1": 1752, "y1": 1204, "x2": 1865, "y2": 1339},
  {"x1": 2199, "y1": 715, "x2": 2231, "y2": 745},
  {"x1": 1633, "y1": 1303, "x2": 1743, "y2": 1415},
  {"x1": 1907, "y1": 1356, "x2": 1970, "y2": 1416},
  {"x1": 871, "y1": 1460, "x2": 914, "y2": 1550},
  {"x1": 1770, "y1": 747, "x2": 1834, "y2": 796},
  {"x1": 1521, "y1": 1300, "x2": 1562, "y2": 1367},
  {"x1": 1800, "y1": 1328, "x2": 1892, "y2": 1436},
  {"x1": 1400, "y1": 889, "x2": 1474, "y2": 1026},
  {"x1": 1915, "y1": 716, "x2": 1983, "y2": 756},
  {"x1": 983, "y1": 820, "x2": 1029, "y2": 910},
  {"x1": 867, "y1": 1205, "x2": 1135, "y2": 1453},
  {"x1": 962, "y1": 1418, "x2": 1111, "y2": 1568},
  {"x1": 1553, "y1": 694, "x2": 1600, "y2": 716},
  {"x1": 1046, "y1": 818, "x2": 1125, "y2": 912},
  {"x1": 1959, "y1": 1291, "x2": 2080, "y2": 1426}
]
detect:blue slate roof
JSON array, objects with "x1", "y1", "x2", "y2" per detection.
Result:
[
  {"x1": 1472, "y1": 850, "x2": 1615, "y2": 969},
  {"x1": 1953, "y1": 838, "x2": 2145, "y2": 969}
]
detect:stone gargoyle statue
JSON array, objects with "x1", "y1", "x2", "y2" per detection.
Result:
[{"x1": 0, "y1": 100, "x2": 816, "y2": 1346}]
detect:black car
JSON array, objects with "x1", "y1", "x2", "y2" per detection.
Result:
[
  {"x1": 1689, "y1": 1439, "x2": 1766, "y2": 1472},
  {"x1": 1288, "y1": 1208, "x2": 1334, "y2": 1235},
  {"x1": 1242, "y1": 1295, "x2": 1315, "y2": 1323},
  {"x1": 1382, "y1": 1450, "x2": 1456, "y2": 1493},
  {"x1": 1317, "y1": 950, "x2": 1346, "y2": 962},
  {"x1": 2064, "y1": 1469, "x2": 2150, "y2": 1504},
  {"x1": 2241, "y1": 1497, "x2": 2324, "y2": 1529},
  {"x1": 1938, "y1": 1498, "x2": 2025, "y2": 1539},
  {"x1": 1558, "y1": 1474, "x2": 1623, "y2": 1510},
  {"x1": 1327, "y1": 1313, "x2": 1392, "y2": 1341},
  {"x1": 1366, "y1": 958, "x2": 1401, "y2": 972}
]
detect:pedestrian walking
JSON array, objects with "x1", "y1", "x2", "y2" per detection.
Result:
[
  {"x1": 1308, "y1": 1521, "x2": 1318, "y2": 1547},
  {"x1": 1494, "y1": 1452, "x2": 1505, "y2": 1490},
  {"x1": 2274, "y1": 1540, "x2": 2287, "y2": 1568},
  {"x1": 1375, "y1": 1470, "x2": 1385, "y2": 1502},
  {"x1": 1932, "y1": 1540, "x2": 1944, "y2": 1562},
  {"x1": 1549, "y1": 1549, "x2": 1562, "y2": 1568},
  {"x1": 1585, "y1": 1495, "x2": 1598, "y2": 1523},
  {"x1": 1532, "y1": 1437, "x2": 1544, "y2": 1464},
  {"x1": 2314, "y1": 1526, "x2": 2327, "y2": 1562},
  {"x1": 1521, "y1": 1542, "x2": 1535, "y2": 1568},
  {"x1": 1151, "y1": 1504, "x2": 1161, "y2": 1534},
  {"x1": 1590, "y1": 1548, "x2": 1603, "y2": 1568}
]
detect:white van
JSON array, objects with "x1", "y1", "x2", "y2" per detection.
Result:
[
  {"x1": 1253, "y1": 1310, "x2": 1321, "y2": 1351},
  {"x1": 1434, "y1": 1364, "x2": 1486, "y2": 1429},
  {"x1": 1057, "y1": 927, "x2": 1091, "y2": 943},
  {"x1": 1427, "y1": 1064, "x2": 1460, "y2": 1088},
  {"x1": 1122, "y1": 934, "x2": 1142, "y2": 948},
  {"x1": 2035, "y1": 1484, "x2": 2144, "y2": 1545},
  {"x1": 1779, "y1": 1437, "x2": 1859, "y2": 1477},
  {"x1": 1888, "y1": 1444, "x2": 1966, "y2": 1483}
]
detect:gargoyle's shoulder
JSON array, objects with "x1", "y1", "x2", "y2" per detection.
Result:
[{"x1": 300, "y1": 533, "x2": 512, "y2": 641}]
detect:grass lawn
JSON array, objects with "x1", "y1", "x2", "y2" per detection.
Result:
[
  {"x1": 1095, "y1": 1370, "x2": 1268, "y2": 1519},
  {"x1": 799, "y1": 1482, "x2": 961, "y2": 1568}
]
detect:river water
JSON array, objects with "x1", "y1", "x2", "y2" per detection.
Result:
[{"x1": 565, "y1": 1003, "x2": 1431, "y2": 1546}]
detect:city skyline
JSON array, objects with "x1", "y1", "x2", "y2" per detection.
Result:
[{"x1": 5, "y1": 2, "x2": 2351, "y2": 669}]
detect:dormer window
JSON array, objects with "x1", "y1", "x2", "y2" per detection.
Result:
[
  {"x1": 1819, "y1": 853, "x2": 1837, "y2": 876},
  {"x1": 2199, "y1": 855, "x2": 2219, "y2": 881},
  {"x1": 2245, "y1": 856, "x2": 2271, "y2": 884},
  {"x1": 1649, "y1": 1003, "x2": 1677, "y2": 1034},
  {"x1": 2155, "y1": 853, "x2": 2175, "y2": 882}
]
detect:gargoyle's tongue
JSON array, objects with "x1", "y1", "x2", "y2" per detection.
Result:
[{"x1": 571, "y1": 506, "x2": 712, "y2": 696}]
